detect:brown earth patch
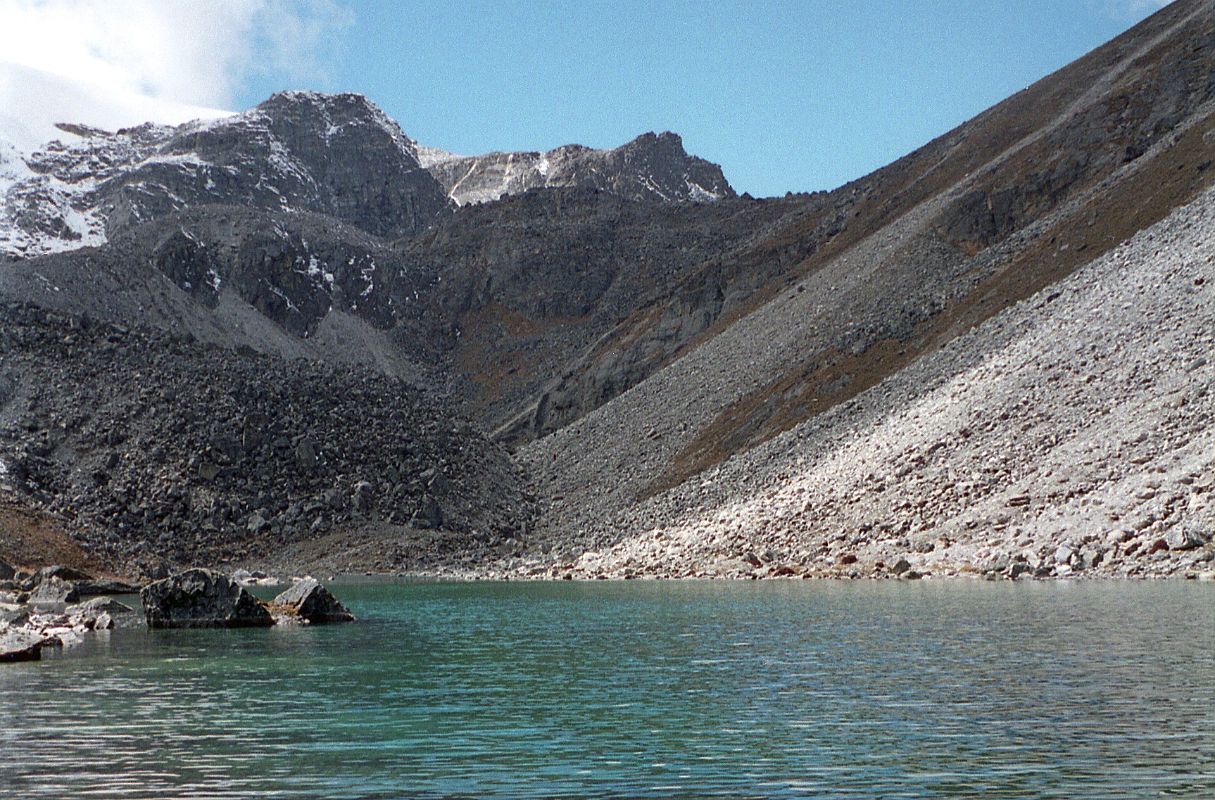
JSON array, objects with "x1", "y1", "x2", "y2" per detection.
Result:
[{"x1": 0, "y1": 494, "x2": 110, "y2": 575}]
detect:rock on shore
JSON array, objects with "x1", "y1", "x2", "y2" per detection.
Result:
[
  {"x1": 0, "y1": 628, "x2": 44, "y2": 662},
  {"x1": 141, "y1": 568, "x2": 273, "y2": 629},
  {"x1": 271, "y1": 578, "x2": 355, "y2": 624}
]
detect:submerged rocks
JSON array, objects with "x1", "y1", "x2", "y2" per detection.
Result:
[
  {"x1": 271, "y1": 578, "x2": 355, "y2": 624},
  {"x1": 142, "y1": 569, "x2": 356, "y2": 630},
  {"x1": 141, "y1": 568, "x2": 273, "y2": 629}
]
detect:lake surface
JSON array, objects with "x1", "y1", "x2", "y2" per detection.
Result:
[{"x1": 1, "y1": 580, "x2": 1212, "y2": 799}]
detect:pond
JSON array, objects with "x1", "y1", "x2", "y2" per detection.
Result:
[{"x1": 2, "y1": 579, "x2": 1212, "y2": 798}]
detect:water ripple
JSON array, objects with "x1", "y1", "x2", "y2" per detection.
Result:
[{"x1": 1, "y1": 580, "x2": 1212, "y2": 798}]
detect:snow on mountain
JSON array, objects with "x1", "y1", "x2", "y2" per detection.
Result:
[
  {"x1": 1, "y1": 71, "x2": 732, "y2": 259},
  {"x1": 0, "y1": 61, "x2": 231, "y2": 152},
  {"x1": 0, "y1": 61, "x2": 232, "y2": 258},
  {"x1": 0, "y1": 88, "x2": 453, "y2": 259}
]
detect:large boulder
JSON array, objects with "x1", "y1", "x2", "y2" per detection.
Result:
[
  {"x1": 1166, "y1": 525, "x2": 1211, "y2": 551},
  {"x1": 29, "y1": 576, "x2": 79, "y2": 607},
  {"x1": 36, "y1": 565, "x2": 93, "y2": 583},
  {"x1": 66, "y1": 597, "x2": 133, "y2": 630},
  {"x1": 271, "y1": 578, "x2": 355, "y2": 624},
  {"x1": 141, "y1": 569, "x2": 273, "y2": 629},
  {"x1": 0, "y1": 558, "x2": 14, "y2": 580},
  {"x1": 0, "y1": 628, "x2": 43, "y2": 662}
]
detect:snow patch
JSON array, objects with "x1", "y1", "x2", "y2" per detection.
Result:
[
  {"x1": 299, "y1": 253, "x2": 335, "y2": 289},
  {"x1": 685, "y1": 178, "x2": 724, "y2": 202}
]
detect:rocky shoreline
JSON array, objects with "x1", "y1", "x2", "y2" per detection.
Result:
[
  {"x1": 5, "y1": 548, "x2": 1211, "y2": 665},
  {"x1": 252, "y1": 530, "x2": 1215, "y2": 583},
  {"x1": 0, "y1": 561, "x2": 354, "y2": 663}
]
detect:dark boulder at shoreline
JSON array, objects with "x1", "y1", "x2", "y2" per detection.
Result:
[
  {"x1": 141, "y1": 568, "x2": 273, "y2": 629},
  {"x1": 271, "y1": 578, "x2": 355, "y2": 624}
]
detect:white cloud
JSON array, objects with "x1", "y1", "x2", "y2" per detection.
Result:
[{"x1": 0, "y1": 0, "x2": 352, "y2": 110}]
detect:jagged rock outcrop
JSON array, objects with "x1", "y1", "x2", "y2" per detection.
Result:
[
  {"x1": 271, "y1": 578, "x2": 354, "y2": 623},
  {"x1": 1, "y1": 92, "x2": 453, "y2": 259},
  {"x1": 141, "y1": 568, "x2": 273, "y2": 628},
  {"x1": 420, "y1": 132, "x2": 734, "y2": 206},
  {"x1": 11, "y1": 206, "x2": 417, "y2": 339},
  {"x1": 105, "y1": 92, "x2": 454, "y2": 238}
]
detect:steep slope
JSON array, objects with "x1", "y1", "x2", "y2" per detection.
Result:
[
  {"x1": 517, "y1": 183, "x2": 1215, "y2": 580},
  {"x1": 0, "y1": 302, "x2": 534, "y2": 578},
  {"x1": 402, "y1": 188, "x2": 814, "y2": 434},
  {"x1": 520, "y1": 0, "x2": 1215, "y2": 549},
  {"x1": 0, "y1": 207, "x2": 454, "y2": 393},
  {"x1": 420, "y1": 132, "x2": 735, "y2": 206}
]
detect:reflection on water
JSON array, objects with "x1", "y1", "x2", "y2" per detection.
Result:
[{"x1": 1, "y1": 580, "x2": 1212, "y2": 799}]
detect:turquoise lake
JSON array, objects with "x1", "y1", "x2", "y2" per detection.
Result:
[{"x1": 1, "y1": 580, "x2": 1212, "y2": 798}]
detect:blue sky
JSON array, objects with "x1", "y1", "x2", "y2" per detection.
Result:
[
  {"x1": 4, "y1": 0, "x2": 1169, "y2": 198},
  {"x1": 236, "y1": 0, "x2": 1165, "y2": 196}
]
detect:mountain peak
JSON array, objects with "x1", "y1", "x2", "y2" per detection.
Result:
[{"x1": 424, "y1": 131, "x2": 734, "y2": 206}]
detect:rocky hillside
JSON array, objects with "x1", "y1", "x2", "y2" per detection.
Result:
[
  {"x1": 419, "y1": 132, "x2": 735, "y2": 206},
  {"x1": 401, "y1": 188, "x2": 815, "y2": 436},
  {"x1": 2, "y1": 1, "x2": 1213, "y2": 580},
  {"x1": 519, "y1": 0, "x2": 1215, "y2": 548},
  {"x1": 513, "y1": 183, "x2": 1215, "y2": 580},
  {"x1": 0, "y1": 302, "x2": 534, "y2": 578},
  {"x1": 2, "y1": 89, "x2": 754, "y2": 437}
]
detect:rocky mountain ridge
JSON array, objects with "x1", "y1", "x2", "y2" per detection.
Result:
[
  {"x1": 0, "y1": 91, "x2": 453, "y2": 259},
  {"x1": 0, "y1": 93, "x2": 735, "y2": 261},
  {"x1": 419, "y1": 132, "x2": 735, "y2": 206}
]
